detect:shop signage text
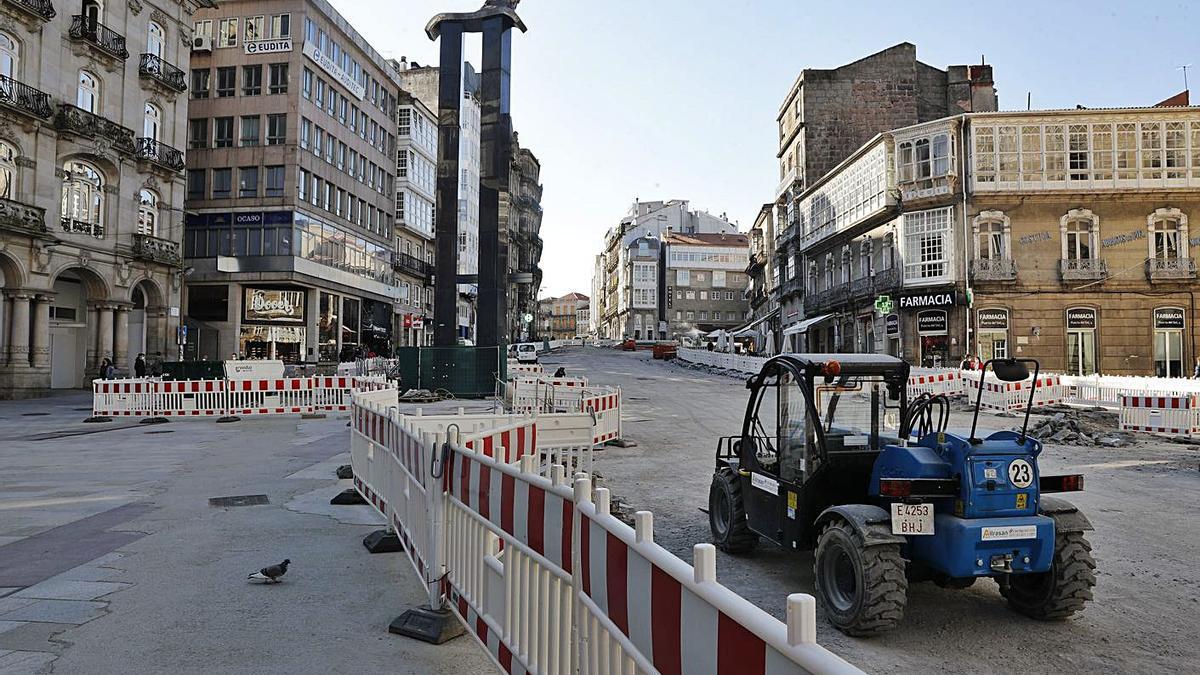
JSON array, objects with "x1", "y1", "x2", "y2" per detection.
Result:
[
  {"x1": 1154, "y1": 307, "x2": 1185, "y2": 330},
  {"x1": 1018, "y1": 232, "x2": 1052, "y2": 246},
  {"x1": 900, "y1": 292, "x2": 958, "y2": 310},
  {"x1": 1066, "y1": 307, "x2": 1097, "y2": 330},
  {"x1": 245, "y1": 38, "x2": 293, "y2": 55},
  {"x1": 977, "y1": 308, "x2": 1009, "y2": 331},
  {"x1": 245, "y1": 288, "x2": 305, "y2": 323},
  {"x1": 186, "y1": 210, "x2": 294, "y2": 227},
  {"x1": 885, "y1": 313, "x2": 900, "y2": 336},
  {"x1": 917, "y1": 310, "x2": 948, "y2": 335},
  {"x1": 302, "y1": 41, "x2": 365, "y2": 100},
  {"x1": 1101, "y1": 229, "x2": 1145, "y2": 248}
]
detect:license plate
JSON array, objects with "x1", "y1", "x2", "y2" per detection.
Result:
[{"x1": 891, "y1": 502, "x2": 934, "y2": 535}]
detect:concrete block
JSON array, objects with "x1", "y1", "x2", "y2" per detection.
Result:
[
  {"x1": 388, "y1": 607, "x2": 465, "y2": 645},
  {"x1": 362, "y1": 530, "x2": 403, "y2": 554}
]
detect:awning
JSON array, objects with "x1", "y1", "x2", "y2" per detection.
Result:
[
  {"x1": 730, "y1": 308, "x2": 780, "y2": 337},
  {"x1": 782, "y1": 313, "x2": 833, "y2": 336}
]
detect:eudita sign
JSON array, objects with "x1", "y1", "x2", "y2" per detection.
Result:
[
  {"x1": 245, "y1": 38, "x2": 292, "y2": 54},
  {"x1": 303, "y1": 41, "x2": 365, "y2": 100},
  {"x1": 244, "y1": 289, "x2": 305, "y2": 323},
  {"x1": 977, "y1": 308, "x2": 1009, "y2": 330},
  {"x1": 1154, "y1": 307, "x2": 1185, "y2": 330},
  {"x1": 1066, "y1": 308, "x2": 1097, "y2": 330},
  {"x1": 900, "y1": 292, "x2": 957, "y2": 309},
  {"x1": 917, "y1": 310, "x2": 948, "y2": 335}
]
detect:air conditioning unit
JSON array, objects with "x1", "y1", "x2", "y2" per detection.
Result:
[{"x1": 192, "y1": 35, "x2": 212, "y2": 52}]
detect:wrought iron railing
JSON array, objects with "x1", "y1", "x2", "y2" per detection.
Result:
[
  {"x1": 970, "y1": 258, "x2": 1018, "y2": 282},
  {"x1": 0, "y1": 196, "x2": 47, "y2": 234},
  {"x1": 1147, "y1": 257, "x2": 1197, "y2": 280},
  {"x1": 69, "y1": 15, "x2": 129, "y2": 60},
  {"x1": 55, "y1": 104, "x2": 136, "y2": 153},
  {"x1": 132, "y1": 233, "x2": 180, "y2": 264},
  {"x1": 62, "y1": 218, "x2": 103, "y2": 238},
  {"x1": 5, "y1": 0, "x2": 55, "y2": 20},
  {"x1": 138, "y1": 53, "x2": 187, "y2": 92},
  {"x1": 0, "y1": 74, "x2": 53, "y2": 119},
  {"x1": 392, "y1": 251, "x2": 433, "y2": 281},
  {"x1": 1060, "y1": 258, "x2": 1107, "y2": 281},
  {"x1": 135, "y1": 138, "x2": 185, "y2": 171}
]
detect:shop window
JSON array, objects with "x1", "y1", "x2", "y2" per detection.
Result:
[
  {"x1": 187, "y1": 285, "x2": 228, "y2": 321},
  {"x1": 976, "y1": 308, "x2": 1009, "y2": 361},
  {"x1": 1065, "y1": 307, "x2": 1098, "y2": 376},
  {"x1": 1153, "y1": 307, "x2": 1186, "y2": 377}
]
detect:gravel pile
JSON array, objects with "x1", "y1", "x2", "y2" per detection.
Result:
[{"x1": 1023, "y1": 410, "x2": 1135, "y2": 447}]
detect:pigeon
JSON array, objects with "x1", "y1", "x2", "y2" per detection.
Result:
[{"x1": 248, "y1": 559, "x2": 290, "y2": 584}]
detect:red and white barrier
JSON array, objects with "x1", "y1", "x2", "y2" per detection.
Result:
[
  {"x1": 962, "y1": 373, "x2": 1066, "y2": 412},
  {"x1": 227, "y1": 378, "x2": 314, "y2": 416},
  {"x1": 1118, "y1": 393, "x2": 1200, "y2": 435},
  {"x1": 582, "y1": 388, "x2": 622, "y2": 445},
  {"x1": 91, "y1": 379, "x2": 157, "y2": 416},
  {"x1": 349, "y1": 391, "x2": 861, "y2": 675},
  {"x1": 93, "y1": 375, "x2": 394, "y2": 419},
  {"x1": 157, "y1": 379, "x2": 228, "y2": 417},
  {"x1": 907, "y1": 369, "x2": 962, "y2": 398}
]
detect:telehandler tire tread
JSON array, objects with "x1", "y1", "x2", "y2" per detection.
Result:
[
  {"x1": 1001, "y1": 531, "x2": 1096, "y2": 620},
  {"x1": 814, "y1": 520, "x2": 907, "y2": 636},
  {"x1": 708, "y1": 468, "x2": 758, "y2": 554}
]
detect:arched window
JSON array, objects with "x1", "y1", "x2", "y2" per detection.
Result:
[
  {"x1": 1060, "y1": 208, "x2": 1099, "y2": 261},
  {"x1": 1148, "y1": 208, "x2": 1188, "y2": 261},
  {"x1": 137, "y1": 189, "x2": 158, "y2": 236},
  {"x1": 143, "y1": 102, "x2": 161, "y2": 141},
  {"x1": 147, "y1": 21, "x2": 164, "y2": 58},
  {"x1": 77, "y1": 71, "x2": 100, "y2": 112},
  {"x1": 60, "y1": 160, "x2": 105, "y2": 237},
  {"x1": 82, "y1": 0, "x2": 103, "y2": 24},
  {"x1": 0, "y1": 141, "x2": 15, "y2": 199},
  {"x1": 0, "y1": 31, "x2": 18, "y2": 79},
  {"x1": 973, "y1": 210, "x2": 1011, "y2": 260}
]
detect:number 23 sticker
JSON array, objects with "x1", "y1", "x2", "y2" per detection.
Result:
[{"x1": 1008, "y1": 459, "x2": 1033, "y2": 488}]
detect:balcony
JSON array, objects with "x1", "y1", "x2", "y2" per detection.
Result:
[
  {"x1": 134, "y1": 138, "x2": 184, "y2": 172},
  {"x1": 1060, "y1": 258, "x2": 1108, "y2": 282},
  {"x1": 392, "y1": 251, "x2": 434, "y2": 282},
  {"x1": 970, "y1": 258, "x2": 1018, "y2": 282},
  {"x1": 779, "y1": 276, "x2": 804, "y2": 299},
  {"x1": 0, "y1": 74, "x2": 53, "y2": 119},
  {"x1": 775, "y1": 167, "x2": 799, "y2": 200},
  {"x1": 3, "y1": 0, "x2": 55, "y2": 21},
  {"x1": 68, "y1": 15, "x2": 129, "y2": 60},
  {"x1": 0, "y1": 196, "x2": 47, "y2": 235},
  {"x1": 1147, "y1": 257, "x2": 1197, "y2": 282},
  {"x1": 745, "y1": 251, "x2": 767, "y2": 274},
  {"x1": 138, "y1": 53, "x2": 187, "y2": 93},
  {"x1": 54, "y1": 104, "x2": 135, "y2": 153},
  {"x1": 132, "y1": 233, "x2": 180, "y2": 264}
]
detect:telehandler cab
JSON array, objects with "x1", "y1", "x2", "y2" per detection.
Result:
[{"x1": 708, "y1": 354, "x2": 1095, "y2": 635}]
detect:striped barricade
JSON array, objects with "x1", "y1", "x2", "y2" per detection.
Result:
[
  {"x1": 583, "y1": 387, "x2": 622, "y2": 445},
  {"x1": 507, "y1": 361, "x2": 545, "y2": 377},
  {"x1": 907, "y1": 369, "x2": 963, "y2": 398},
  {"x1": 962, "y1": 373, "x2": 1065, "y2": 412},
  {"x1": 227, "y1": 377, "x2": 314, "y2": 416},
  {"x1": 312, "y1": 376, "x2": 354, "y2": 411},
  {"x1": 92, "y1": 379, "x2": 157, "y2": 417},
  {"x1": 157, "y1": 379, "x2": 228, "y2": 417},
  {"x1": 1119, "y1": 394, "x2": 1199, "y2": 435}
]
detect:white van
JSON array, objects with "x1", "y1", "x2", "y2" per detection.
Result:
[{"x1": 515, "y1": 343, "x2": 539, "y2": 363}]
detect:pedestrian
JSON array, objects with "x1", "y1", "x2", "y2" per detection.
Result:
[
  {"x1": 707, "y1": 341, "x2": 715, "y2": 352},
  {"x1": 554, "y1": 366, "x2": 566, "y2": 378},
  {"x1": 134, "y1": 353, "x2": 147, "y2": 378},
  {"x1": 1193, "y1": 356, "x2": 1200, "y2": 379},
  {"x1": 100, "y1": 357, "x2": 115, "y2": 380}
]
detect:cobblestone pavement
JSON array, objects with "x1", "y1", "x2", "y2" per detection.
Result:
[
  {"x1": 544, "y1": 347, "x2": 1200, "y2": 675},
  {"x1": 0, "y1": 392, "x2": 494, "y2": 675}
]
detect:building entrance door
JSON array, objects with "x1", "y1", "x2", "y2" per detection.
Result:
[
  {"x1": 1066, "y1": 330, "x2": 1096, "y2": 375},
  {"x1": 1154, "y1": 329, "x2": 1183, "y2": 377}
]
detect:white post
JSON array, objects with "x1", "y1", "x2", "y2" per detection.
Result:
[
  {"x1": 425, "y1": 430, "x2": 445, "y2": 609},
  {"x1": 786, "y1": 594, "x2": 817, "y2": 645},
  {"x1": 571, "y1": 476, "x2": 591, "y2": 675},
  {"x1": 693, "y1": 543, "x2": 716, "y2": 584},
  {"x1": 594, "y1": 487, "x2": 610, "y2": 516},
  {"x1": 634, "y1": 511, "x2": 653, "y2": 544}
]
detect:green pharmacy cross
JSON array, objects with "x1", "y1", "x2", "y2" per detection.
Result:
[{"x1": 874, "y1": 295, "x2": 893, "y2": 315}]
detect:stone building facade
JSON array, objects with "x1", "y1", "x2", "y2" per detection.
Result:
[
  {"x1": 0, "y1": 0, "x2": 212, "y2": 397},
  {"x1": 507, "y1": 138, "x2": 543, "y2": 342},
  {"x1": 774, "y1": 43, "x2": 997, "y2": 342},
  {"x1": 744, "y1": 204, "x2": 778, "y2": 351},
  {"x1": 664, "y1": 232, "x2": 750, "y2": 341},
  {"x1": 392, "y1": 84, "x2": 436, "y2": 347},
  {"x1": 182, "y1": 0, "x2": 402, "y2": 363}
]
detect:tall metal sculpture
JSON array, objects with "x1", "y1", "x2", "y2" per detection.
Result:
[{"x1": 427, "y1": 0, "x2": 527, "y2": 348}]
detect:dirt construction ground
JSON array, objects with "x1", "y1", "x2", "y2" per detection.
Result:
[{"x1": 544, "y1": 347, "x2": 1200, "y2": 674}]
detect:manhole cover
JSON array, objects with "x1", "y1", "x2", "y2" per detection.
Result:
[
  {"x1": 209, "y1": 494, "x2": 270, "y2": 508},
  {"x1": 145, "y1": 429, "x2": 174, "y2": 435},
  {"x1": 21, "y1": 412, "x2": 49, "y2": 416}
]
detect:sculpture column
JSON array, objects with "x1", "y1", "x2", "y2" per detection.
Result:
[
  {"x1": 96, "y1": 304, "x2": 114, "y2": 364},
  {"x1": 31, "y1": 293, "x2": 52, "y2": 369},
  {"x1": 476, "y1": 14, "x2": 514, "y2": 349},
  {"x1": 6, "y1": 292, "x2": 30, "y2": 366},
  {"x1": 432, "y1": 23, "x2": 464, "y2": 346},
  {"x1": 114, "y1": 305, "x2": 130, "y2": 370}
]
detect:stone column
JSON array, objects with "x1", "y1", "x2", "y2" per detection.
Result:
[
  {"x1": 114, "y1": 305, "x2": 130, "y2": 371},
  {"x1": 97, "y1": 304, "x2": 114, "y2": 364},
  {"x1": 0, "y1": 294, "x2": 10, "y2": 361},
  {"x1": 31, "y1": 294, "x2": 52, "y2": 369},
  {"x1": 7, "y1": 292, "x2": 31, "y2": 366},
  {"x1": 86, "y1": 305, "x2": 99, "y2": 369}
]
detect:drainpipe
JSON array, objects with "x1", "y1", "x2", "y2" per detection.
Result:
[{"x1": 960, "y1": 117, "x2": 972, "y2": 359}]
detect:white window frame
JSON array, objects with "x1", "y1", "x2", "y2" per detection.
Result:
[
  {"x1": 217, "y1": 18, "x2": 238, "y2": 48},
  {"x1": 1147, "y1": 207, "x2": 1189, "y2": 261},
  {"x1": 137, "y1": 189, "x2": 158, "y2": 236},
  {"x1": 1060, "y1": 208, "x2": 1099, "y2": 261},
  {"x1": 972, "y1": 210, "x2": 1011, "y2": 261},
  {"x1": 903, "y1": 206, "x2": 954, "y2": 286}
]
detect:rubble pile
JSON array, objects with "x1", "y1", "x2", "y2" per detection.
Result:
[{"x1": 1022, "y1": 409, "x2": 1135, "y2": 447}]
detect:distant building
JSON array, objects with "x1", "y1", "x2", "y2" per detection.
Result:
[
  {"x1": 744, "y1": 204, "x2": 778, "y2": 352},
  {"x1": 507, "y1": 137, "x2": 543, "y2": 342},
  {"x1": 576, "y1": 304, "x2": 591, "y2": 337},
  {"x1": 540, "y1": 292, "x2": 588, "y2": 340},
  {"x1": 390, "y1": 76, "x2": 437, "y2": 347},
  {"x1": 663, "y1": 232, "x2": 751, "y2": 340},
  {"x1": 593, "y1": 199, "x2": 737, "y2": 339}
]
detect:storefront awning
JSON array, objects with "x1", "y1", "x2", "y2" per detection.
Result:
[
  {"x1": 782, "y1": 313, "x2": 833, "y2": 336},
  {"x1": 730, "y1": 308, "x2": 781, "y2": 337}
]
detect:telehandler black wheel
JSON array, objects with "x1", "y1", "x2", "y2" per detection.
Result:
[
  {"x1": 999, "y1": 530, "x2": 1095, "y2": 620},
  {"x1": 708, "y1": 468, "x2": 757, "y2": 553},
  {"x1": 814, "y1": 519, "x2": 907, "y2": 636}
]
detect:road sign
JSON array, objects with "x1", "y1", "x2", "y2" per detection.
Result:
[{"x1": 176, "y1": 325, "x2": 188, "y2": 345}]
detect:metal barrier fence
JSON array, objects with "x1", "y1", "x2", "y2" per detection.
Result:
[
  {"x1": 1118, "y1": 394, "x2": 1200, "y2": 436},
  {"x1": 349, "y1": 389, "x2": 862, "y2": 674},
  {"x1": 677, "y1": 348, "x2": 768, "y2": 374},
  {"x1": 92, "y1": 376, "x2": 390, "y2": 418}
]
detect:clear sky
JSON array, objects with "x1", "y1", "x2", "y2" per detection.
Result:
[{"x1": 331, "y1": 0, "x2": 1197, "y2": 299}]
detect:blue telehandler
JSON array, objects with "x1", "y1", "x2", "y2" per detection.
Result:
[{"x1": 708, "y1": 354, "x2": 1095, "y2": 635}]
